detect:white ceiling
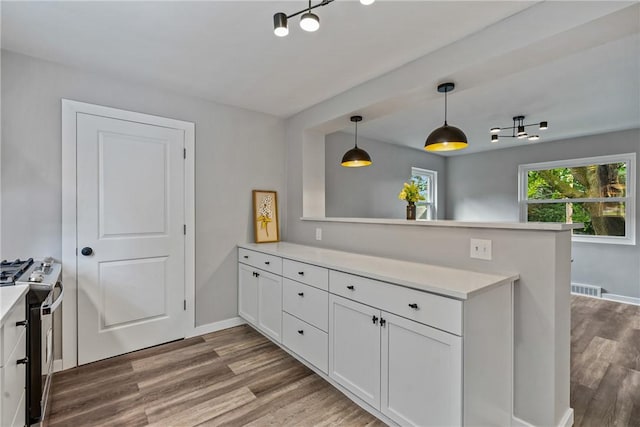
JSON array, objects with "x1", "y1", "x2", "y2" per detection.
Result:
[
  {"x1": 1, "y1": 1, "x2": 534, "y2": 117},
  {"x1": 2, "y1": 1, "x2": 638, "y2": 157}
]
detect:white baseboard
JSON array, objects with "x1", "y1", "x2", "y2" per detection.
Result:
[
  {"x1": 53, "y1": 359, "x2": 64, "y2": 373},
  {"x1": 602, "y1": 293, "x2": 640, "y2": 306},
  {"x1": 187, "y1": 316, "x2": 246, "y2": 338},
  {"x1": 512, "y1": 408, "x2": 573, "y2": 427},
  {"x1": 559, "y1": 408, "x2": 574, "y2": 427},
  {"x1": 512, "y1": 416, "x2": 535, "y2": 427}
]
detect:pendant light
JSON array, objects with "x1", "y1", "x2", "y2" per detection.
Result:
[
  {"x1": 300, "y1": 0, "x2": 320, "y2": 32},
  {"x1": 424, "y1": 82, "x2": 468, "y2": 152},
  {"x1": 341, "y1": 115, "x2": 372, "y2": 168}
]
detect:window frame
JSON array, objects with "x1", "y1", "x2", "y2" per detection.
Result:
[
  {"x1": 411, "y1": 167, "x2": 438, "y2": 220},
  {"x1": 518, "y1": 153, "x2": 636, "y2": 245}
]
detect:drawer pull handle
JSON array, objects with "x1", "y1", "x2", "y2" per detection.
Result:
[
  {"x1": 347, "y1": 285, "x2": 355, "y2": 291},
  {"x1": 298, "y1": 271, "x2": 305, "y2": 276},
  {"x1": 243, "y1": 255, "x2": 249, "y2": 259},
  {"x1": 298, "y1": 292, "x2": 304, "y2": 297},
  {"x1": 297, "y1": 330, "x2": 304, "y2": 335},
  {"x1": 380, "y1": 318, "x2": 386, "y2": 327},
  {"x1": 408, "y1": 303, "x2": 419, "y2": 310},
  {"x1": 372, "y1": 315, "x2": 378, "y2": 325},
  {"x1": 17, "y1": 357, "x2": 28, "y2": 365},
  {"x1": 264, "y1": 261, "x2": 270, "y2": 265},
  {"x1": 15, "y1": 320, "x2": 28, "y2": 327},
  {"x1": 253, "y1": 272, "x2": 260, "y2": 277}
]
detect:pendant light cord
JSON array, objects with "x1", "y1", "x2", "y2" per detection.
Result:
[
  {"x1": 354, "y1": 120, "x2": 359, "y2": 148},
  {"x1": 443, "y1": 88, "x2": 448, "y2": 126}
]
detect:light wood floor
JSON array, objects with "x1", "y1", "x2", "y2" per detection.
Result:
[
  {"x1": 571, "y1": 295, "x2": 640, "y2": 427},
  {"x1": 49, "y1": 296, "x2": 640, "y2": 426},
  {"x1": 48, "y1": 325, "x2": 385, "y2": 426}
]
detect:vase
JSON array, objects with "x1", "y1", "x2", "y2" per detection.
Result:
[{"x1": 406, "y1": 203, "x2": 416, "y2": 220}]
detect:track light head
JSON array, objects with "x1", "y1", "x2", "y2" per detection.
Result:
[
  {"x1": 491, "y1": 135, "x2": 499, "y2": 142},
  {"x1": 516, "y1": 125, "x2": 526, "y2": 137},
  {"x1": 528, "y1": 135, "x2": 540, "y2": 141},
  {"x1": 273, "y1": 13, "x2": 289, "y2": 37},
  {"x1": 539, "y1": 121, "x2": 548, "y2": 130},
  {"x1": 490, "y1": 127, "x2": 501, "y2": 134},
  {"x1": 300, "y1": 12, "x2": 320, "y2": 32}
]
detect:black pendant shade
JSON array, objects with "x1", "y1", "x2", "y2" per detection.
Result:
[
  {"x1": 424, "y1": 82, "x2": 468, "y2": 152},
  {"x1": 341, "y1": 115, "x2": 372, "y2": 167}
]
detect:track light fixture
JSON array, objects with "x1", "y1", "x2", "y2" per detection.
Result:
[
  {"x1": 424, "y1": 82, "x2": 468, "y2": 152},
  {"x1": 341, "y1": 115, "x2": 372, "y2": 168},
  {"x1": 490, "y1": 116, "x2": 548, "y2": 143},
  {"x1": 273, "y1": 0, "x2": 374, "y2": 37}
]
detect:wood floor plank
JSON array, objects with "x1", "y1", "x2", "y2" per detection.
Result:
[
  {"x1": 147, "y1": 386, "x2": 256, "y2": 426},
  {"x1": 572, "y1": 296, "x2": 640, "y2": 427}
]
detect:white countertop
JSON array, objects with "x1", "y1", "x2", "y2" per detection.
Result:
[
  {"x1": 0, "y1": 285, "x2": 29, "y2": 325},
  {"x1": 239, "y1": 242, "x2": 518, "y2": 300},
  {"x1": 301, "y1": 217, "x2": 582, "y2": 231}
]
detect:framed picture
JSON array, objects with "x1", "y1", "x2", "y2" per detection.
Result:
[{"x1": 253, "y1": 190, "x2": 279, "y2": 243}]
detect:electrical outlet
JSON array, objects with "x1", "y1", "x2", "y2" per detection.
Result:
[
  {"x1": 315, "y1": 228, "x2": 322, "y2": 241},
  {"x1": 470, "y1": 238, "x2": 492, "y2": 260}
]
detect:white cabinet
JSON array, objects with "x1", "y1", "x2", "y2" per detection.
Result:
[
  {"x1": 238, "y1": 244, "x2": 513, "y2": 427},
  {"x1": 238, "y1": 263, "x2": 258, "y2": 325},
  {"x1": 257, "y1": 270, "x2": 282, "y2": 342},
  {"x1": 381, "y1": 312, "x2": 462, "y2": 427},
  {"x1": 238, "y1": 260, "x2": 282, "y2": 343},
  {"x1": 329, "y1": 294, "x2": 463, "y2": 427},
  {"x1": 328, "y1": 295, "x2": 381, "y2": 409},
  {"x1": 1, "y1": 295, "x2": 27, "y2": 427}
]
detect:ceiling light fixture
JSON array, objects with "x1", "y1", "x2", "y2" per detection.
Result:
[
  {"x1": 273, "y1": 0, "x2": 374, "y2": 37},
  {"x1": 424, "y1": 82, "x2": 468, "y2": 152},
  {"x1": 341, "y1": 115, "x2": 372, "y2": 168},
  {"x1": 490, "y1": 115, "x2": 548, "y2": 143}
]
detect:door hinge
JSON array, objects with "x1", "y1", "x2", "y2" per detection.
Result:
[
  {"x1": 183, "y1": 148, "x2": 186, "y2": 159},
  {"x1": 184, "y1": 300, "x2": 187, "y2": 311},
  {"x1": 183, "y1": 224, "x2": 186, "y2": 235}
]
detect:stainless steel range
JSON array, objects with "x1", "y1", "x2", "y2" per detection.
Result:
[{"x1": 1, "y1": 257, "x2": 63, "y2": 426}]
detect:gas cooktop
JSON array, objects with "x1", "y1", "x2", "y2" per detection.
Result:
[{"x1": 0, "y1": 258, "x2": 34, "y2": 286}]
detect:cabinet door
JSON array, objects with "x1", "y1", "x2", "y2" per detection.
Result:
[
  {"x1": 329, "y1": 295, "x2": 381, "y2": 409},
  {"x1": 238, "y1": 263, "x2": 258, "y2": 326},
  {"x1": 381, "y1": 312, "x2": 462, "y2": 427},
  {"x1": 257, "y1": 270, "x2": 283, "y2": 343}
]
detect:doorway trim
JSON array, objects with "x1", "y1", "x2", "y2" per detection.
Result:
[{"x1": 61, "y1": 99, "x2": 195, "y2": 370}]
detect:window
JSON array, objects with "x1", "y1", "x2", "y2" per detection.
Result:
[
  {"x1": 518, "y1": 153, "x2": 636, "y2": 244},
  {"x1": 411, "y1": 167, "x2": 437, "y2": 220}
]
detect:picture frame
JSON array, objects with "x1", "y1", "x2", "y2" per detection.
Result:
[{"x1": 252, "y1": 190, "x2": 279, "y2": 243}]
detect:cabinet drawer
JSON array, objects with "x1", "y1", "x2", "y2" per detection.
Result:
[
  {"x1": 282, "y1": 312, "x2": 328, "y2": 374},
  {"x1": 329, "y1": 271, "x2": 462, "y2": 336},
  {"x1": 1, "y1": 297, "x2": 27, "y2": 367},
  {"x1": 282, "y1": 279, "x2": 328, "y2": 332},
  {"x1": 238, "y1": 248, "x2": 282, "y2": 275},
  {"x1": 282, "y1": 259, "x2": 328, "y2": 291},
  {"x1": 1, "y1": 330, "x2": 26, "y2": 427}
]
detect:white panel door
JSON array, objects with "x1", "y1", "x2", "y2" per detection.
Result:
[
  {"x1": 257, "y1": 270, "x2": 282, "y2": 343},
  {"x1": 238, "y1": 263, "x2": 258, "y2": 326},
  {"x1": 329, "y1": 294, "x2": 381, "y2": 409},
  {"x1": 381, "y1": 312, "x2": 462, "y2": 427},
  {"x1": 77, "y1": 113, "x2": 186, "y2": 365}
]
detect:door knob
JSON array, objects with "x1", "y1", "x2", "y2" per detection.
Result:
[{"x1": 81, "y1": 247, "x2": 93, "y2": 256}]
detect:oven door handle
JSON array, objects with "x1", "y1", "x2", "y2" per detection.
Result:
[{"x1": 42, "y1": 282, "x2": 64, "y2": 316}]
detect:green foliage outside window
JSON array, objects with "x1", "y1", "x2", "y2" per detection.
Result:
[{"x1": 526, "y1": 163, "x2": 627, "y2": 237}]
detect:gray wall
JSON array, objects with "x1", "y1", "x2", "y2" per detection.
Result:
[
  {"x1": 1, "y1": 50, "x2": 286, "y2": 327},
  {"x1": 446, "y1": 128, "x2": 640, "y2": 298},
  {"x1": 325, "y1": 132, "x2": 446, "y2": 219}
]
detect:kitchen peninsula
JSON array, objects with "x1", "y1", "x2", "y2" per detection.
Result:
[{"x1": 238, "y1": 241, "x2": 519, "y2": 426}]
